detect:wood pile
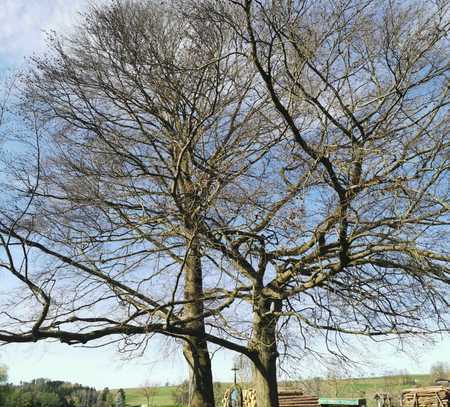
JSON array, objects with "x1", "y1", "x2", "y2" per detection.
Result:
[
  {"x1": 278, "y1": 389, "x2": 319, "y2": 407},
  {"x1": 402, "y1": 386, "x2": 449, "y2": 407}
]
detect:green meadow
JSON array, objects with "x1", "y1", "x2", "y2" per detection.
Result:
[{"x1": 113, "y1": 385, "x2": 178, "y2": 407}]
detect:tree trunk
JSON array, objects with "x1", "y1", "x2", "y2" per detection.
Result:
[
  {"x1": 182, "y1": 243, "x2": 215, "y2": 407},
  {"x1": 254, "y1": 351, "x2": 279, "y2": 407},
  {"x1": 183, "y1": 336, "x2": 215, "y2": 407},
  {"x1": 251, "y1": 297, "x2": 281, "y2": 407}
]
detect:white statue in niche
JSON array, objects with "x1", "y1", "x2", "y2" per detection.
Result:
[{"x1": 227, "y1": 385, "x2": 243, "y2": 407}]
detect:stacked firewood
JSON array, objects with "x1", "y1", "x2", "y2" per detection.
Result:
[
  {"x1": 402, "y1": 386, "x2": 449, "y2": 407},
  {"x1": 278, "y1": 389, "x2": 319, "y2": 407}
]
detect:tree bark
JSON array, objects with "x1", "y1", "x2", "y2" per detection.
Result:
[
  {"x1": 182, "y1": 243, "x2": 215, "y2": 407},
  {"x1": 251, "y1": 297, "x2": 281, "y2": 407}
]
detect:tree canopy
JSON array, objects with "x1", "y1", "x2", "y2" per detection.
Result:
[{"x1": 0, "y1": 1, "x2": 448, "y2": 406}]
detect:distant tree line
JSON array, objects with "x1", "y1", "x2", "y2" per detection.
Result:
[{"x1": 0, "y1": 375, "x2": 125, "y2": 407}]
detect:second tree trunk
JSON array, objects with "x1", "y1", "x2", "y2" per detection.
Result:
[{"x1": 251, "y1": 297, "x2": 281, "y2": 407}]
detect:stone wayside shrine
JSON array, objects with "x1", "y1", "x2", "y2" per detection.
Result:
[{"x1": 222, "y1": 387, "x2": 321, "y2": 407}]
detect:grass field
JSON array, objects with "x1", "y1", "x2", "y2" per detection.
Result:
[
  {"x1": 117, "y1": 374, "x2": 435, "y2": 407},
  {"x1": 116, "y1": 385, "x2": 179, "y2": 407}
]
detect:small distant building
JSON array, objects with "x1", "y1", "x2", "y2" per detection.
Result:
[{"x1": 319, "y1": 398, "x2": 367, "y2": 407}]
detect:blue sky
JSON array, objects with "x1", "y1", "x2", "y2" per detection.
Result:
[
  {"x1": 0, "y1": 1, "x2": 84, "y2": 68},
  {"x1": 0, "y1": 0, "x2": 448, "y2": 390}
]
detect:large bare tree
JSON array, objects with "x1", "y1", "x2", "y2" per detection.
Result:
[
  {"x1": 0, "y1": 2, "x2": 276, "y2": 406},
  {"x1": 180, "y1": 0, "x2": 450, "y2": 405},
  {"x1": 0, "y1": 1, "x2": 449, "y2": 407}
]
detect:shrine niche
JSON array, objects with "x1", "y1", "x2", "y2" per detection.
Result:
[
  {"x1": 222, "y1": 387, "x2": 321, "y2": 407},
  {"x1": 224, "y1": 384, "x2": 244, "y2": 407}
]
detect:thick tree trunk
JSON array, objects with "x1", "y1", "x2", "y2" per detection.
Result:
[
  {"x1": 251, "y1": 297, "x2": 281, "y2": 407},
  {"x1": 254, "y1": 353, "x2": 279, "y2": 407},
  {"x1": 183, "y1": 336, "x2": 215, "y2": 407},
  {"x1": 182, "y1": 244, "x2": 215, "y2": 407}
]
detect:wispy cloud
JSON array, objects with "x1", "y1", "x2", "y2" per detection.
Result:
[{"x1": 0, "y1": 0, "x2": 92, "y2": 67}]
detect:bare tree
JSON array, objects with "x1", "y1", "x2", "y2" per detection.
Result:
[
  {"x1": 0, "y1": 2, "x2": 281, "y2": 407},
  {"x1": 0, "y1": 2, "x2": 449, "y2": 407},
  {"x1": 430, "y1": 362, "x2": 449, "y2": 382},
  {"x1": 180, "y1": 1, "x2": 450, "y2": 405},
  {"x1": 141, "y1": 381, "x2": 158, "y2": 407}
]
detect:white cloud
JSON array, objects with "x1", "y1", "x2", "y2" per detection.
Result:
[{"x1": 0, "y1": 0, "x2": 92, "y2": 67}]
